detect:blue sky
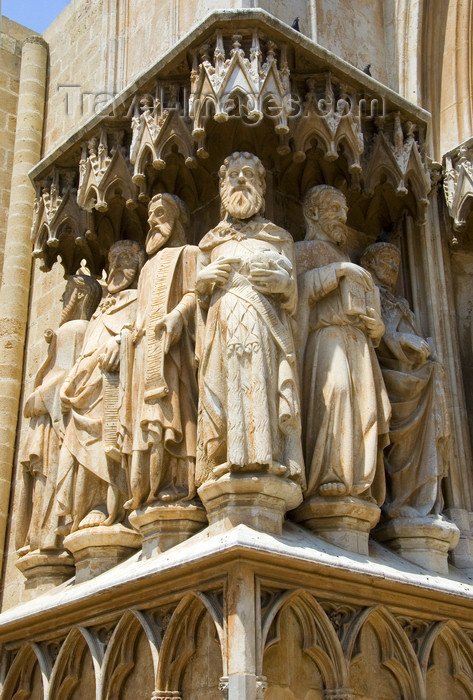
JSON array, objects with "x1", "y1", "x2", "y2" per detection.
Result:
[{"x1": 2, "y1": 0, "x2": 71, "y2": 33}]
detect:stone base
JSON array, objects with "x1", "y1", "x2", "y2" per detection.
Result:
[
  {"x1": 198, "y1": 473, "x2": 302, "y2": 536},
  {"x1": 375, "y1": 515, "x2": 460, "y2": 575},
  {"x1": 15, "y1": 549, "x2": 75, "y2": 591},
  {"x1": 292, "y1": 496, "x2": 381, "y2": 555},
  {"x1": 129, "y1": 503, "x2": 207, "y2": 559},
  {"x1": 64, "y1": 524, "x2": 140, "y2": 583}
]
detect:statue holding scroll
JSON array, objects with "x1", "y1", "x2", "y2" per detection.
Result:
[
  {"x1": 296, "y1": 185, "x2": 390, "y2": 504},
  {"x1": 195, "y1": 152, "x2": 304, "y2": 488},
  {"x1": 16, "y1": 274, "x2": 102, "y2": 555},
  {"x1": 361, "y1": 242, "x2": 450, "y2": 519},
  {"x1": 125, "y1": 194, "x2": 199, "y2": 509},
  {"x1": 56, "y1": 240, "x2": 144, "y2": 532}
]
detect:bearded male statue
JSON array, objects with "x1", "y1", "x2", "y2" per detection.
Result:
[
  {"x1": 57, "y1": 240, "x2": 144, "y2": 533},
  {"x1": 125, "y1": 193, "x2": 199, "y2": 512},
  {"x1": 16, "y1": 274, "x2": 102, "y2": 570},
  {"x1": 294, "y1": 185, "x2": 390, "y2": 552},
  {"x1": 195, "y1": 152, "x2": 304, "y2": 508}
]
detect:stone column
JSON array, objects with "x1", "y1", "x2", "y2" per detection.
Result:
[
  {"x1": 0, "y1": 36, "x2": 48, "y2": 564},
  {"x1": 220, "y1": 565, "x2": 266, "y2": 700}
]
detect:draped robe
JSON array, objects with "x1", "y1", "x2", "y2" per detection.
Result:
[
  {"x1": 296, "y1": 240, "x2": 390, "y2": 503},
  {"x1": 196, "y1": 217, "x2": 304, "y2": 487}
]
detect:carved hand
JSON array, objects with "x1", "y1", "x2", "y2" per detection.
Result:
[
  {"x1": 196, "y1": 256, "x2": 240, "y2": 293},
  {"x1": 399, "y1": 333, "x2": 431, "y2": 364},
  {"x1": 155, "y1": 309, "x2": 184, "y2": 354},
  {"x1": 99, "y1": 337, "x2": 121, "y2": 372},
  {"x1": 249, "y1": 264, "x2": 292, "y2": 295},
  {"x1": 336, "y1": 261, "x2": 374, "y2": 290},
  {"x1": 24, "y1": 390, "x2": 43, "y2": 418},
  {"x1": 359, "y1": 306, "x2": 385, "y2": 341}
]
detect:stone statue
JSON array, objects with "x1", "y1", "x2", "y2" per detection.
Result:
[
  {"x1": 125, "y1": 194, "x2": 199, "y2": 510},
  {"x1": 296, "y1": 185, "x2": 390, "y2": 504},
  {"x1": 56, "y1": 240, "x2": 144, "y2": 533},
  {"x1": 292, "y1": 185, "x2": 391, "y2": 554},
  {"x1": 16, "y1": 274, "x2": 102, "y2": 557},
  {"x1": 195, "y1": 152, "x2": 304, "y2": 490},
  {"x1": 361, "y1": 242, "x2": 450, "y2": 519}
]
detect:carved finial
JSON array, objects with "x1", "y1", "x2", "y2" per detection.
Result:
[
  {"x1": 231, "y1": 33, "x2": 243, "y2": 56},
  {"x1": 393, "y1": 112, "x2": 404, "y2": 150}
]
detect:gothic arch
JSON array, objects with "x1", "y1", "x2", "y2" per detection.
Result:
[
  {"x1": 261, "y1": 590, "x2": 348, "y2": 693},
  {"x1": 419, "y1": 620, "x2": 473, "y2": 699},
  {"x1": 1, "y1": 643, "x2": 49, "y2": 700},
  {"x1": 156, "y1": 592, "x2": 225, "y2": 695},
  {"x1": 344, "y1": 605, "x2": 425, "y2": 700},
  {"x1": 49, "y1": 626, "x2": 104, "y2": 700},
  {"x1": 101, "y1": 610, "x2": 159, "y2": 700}
]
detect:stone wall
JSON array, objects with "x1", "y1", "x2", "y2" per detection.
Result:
[
  {"x1": 0, "y1": 18, "x2": 36, "y2": 282},
  {"x1": 39, "y1": 0, "x2": 394, "y2": 157}
]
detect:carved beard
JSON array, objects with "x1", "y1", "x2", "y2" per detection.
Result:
[
  {"x1": 107, "y1": 267, "x2": 136, "y2": 293},
  {"x1": 146, "y1": 223, "x2": 172, "y2": 254},
  {"x1": 60, "y1": 288, "x2": 79, "y2": 325},
  {"x1": 221, "y1": 182, "x2": 263, "y2": 220},
  {"x1": 322, "y1": 217, "x2": 347, "y2": 246}
]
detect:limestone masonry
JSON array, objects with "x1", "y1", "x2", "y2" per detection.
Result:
[{"x1": 1, "y1": 2, "x2": 473, "y2": 699}]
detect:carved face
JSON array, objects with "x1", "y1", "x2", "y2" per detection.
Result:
[
  {"x1": 146, "y1": 196, "x2": 176, "y2": 254},
  {"x1": 368, "y1": 247, "x2": 400, "y2": 289},
  {"x1": 220, "y1": 157, "x2": 264, "y2": 220},
  {"x1": 107, "y1": 246, "x2": 139, "y2": 293},
  {"x1": 317, "y1": 193, "x2": 348, "y2": 245}
]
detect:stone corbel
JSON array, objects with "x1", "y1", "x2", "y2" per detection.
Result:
[
  {"x1": 292, "y1": 74, "x2": 364, "y2": 179},
  {"x1": 189, "y1": 30, "x2": 292, "y2": 156},
  {"x1": 77, "y1": 129, "x2": 137, "y2": 212},
  {"x1": 130, "y1": 100, "x2": 197, "y2": 198},
  {"x1": 363, "y1": 113, "x2": 430, "y2": 223},
  {"x1": 443, "y1": 141, "x2": 473, "y2": 241},
  {"x1": 31, "y1": 169, "x2": 94, "y2": 273}
]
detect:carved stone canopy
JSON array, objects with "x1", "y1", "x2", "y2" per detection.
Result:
[
  {"x1": 443, "y1": 137, "x2": 473, "y2": 246},
  {"x1": 29, "y1": 10, "x2": 431, "y2": 275}
]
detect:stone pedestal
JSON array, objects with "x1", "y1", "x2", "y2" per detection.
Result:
[
  {"x1": 129, "y1": 503, "x2": 207, "y2": 559},
  {"x1": 375, "y1": 516, "x2": 460, "y2": 575},
  {"x1": 292, "y1": 496, "x2": 380, "y2": 555},
  {"x1": 64, "y1": 524, "x2": 140, "y2": 583},
  {"x1": 198, "y1": 474, "x2": 302, "y2": 536},
  {"x1": 15, "y1": 549, "x2": 74, "y2": 591}
]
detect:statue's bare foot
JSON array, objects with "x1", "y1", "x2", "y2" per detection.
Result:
[
  {"x1": 214, "y1": 463, "x2": 230, "y2": 478},
  {"x1": 158, "y1": 488, "x2": 186, "y2": 503},
  {"x1": 267, "y1": 463, "x2": 287, "y2": 477},
  {"x1": 78, "y1": 508, "x2": 107, "y2": 529},
  {"x1": 318, "y1": 482, "x2": 348, "y2": 497}
]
